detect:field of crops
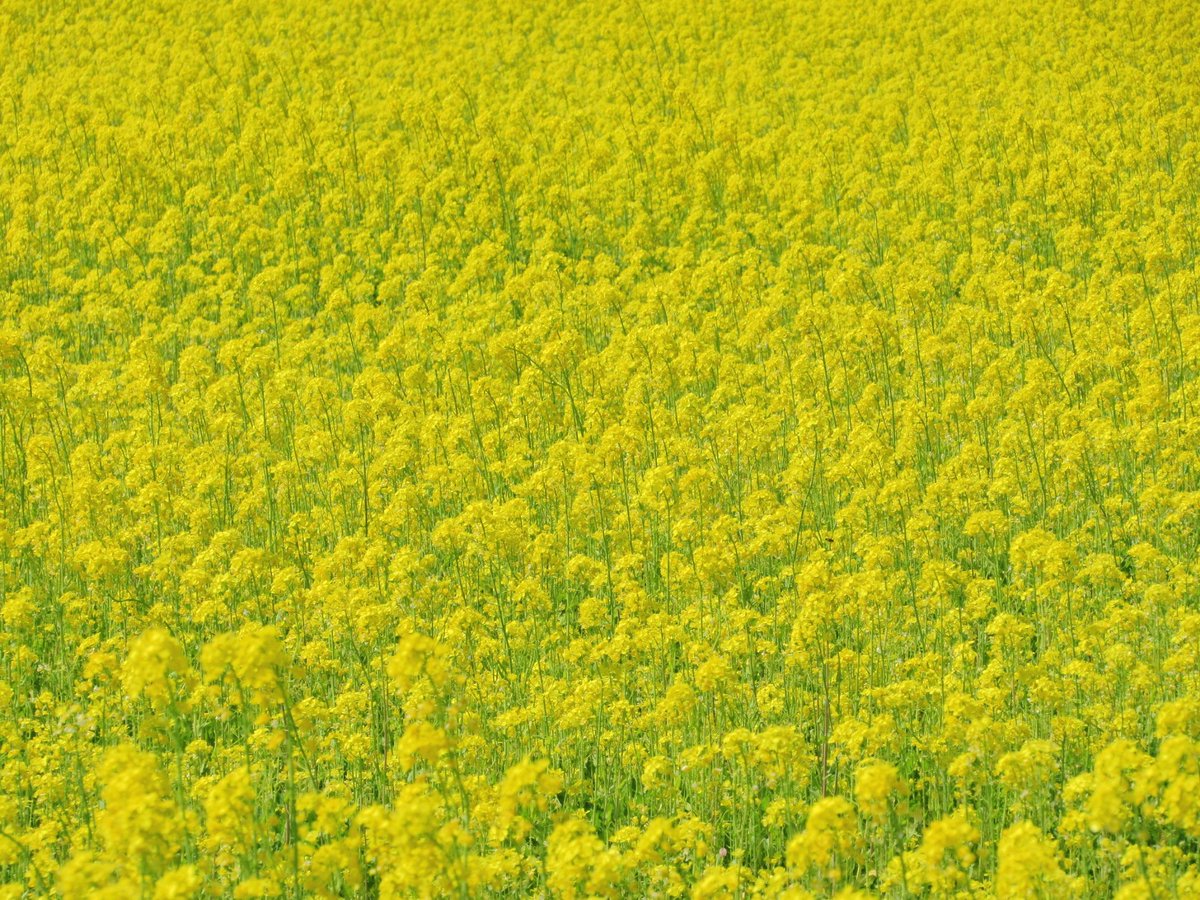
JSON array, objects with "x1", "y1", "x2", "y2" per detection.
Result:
[{"x1": 2, "y1": 0, "x2": 1199, "y2": 896}]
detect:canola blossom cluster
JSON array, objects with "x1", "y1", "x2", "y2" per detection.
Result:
[{"x1": 1, "y1": 0, "x2": 1199, "y2": 897}]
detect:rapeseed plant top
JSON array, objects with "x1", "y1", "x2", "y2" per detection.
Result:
[{"x1": 1, "y1": 0, "x2": 1199, "y2": 896}]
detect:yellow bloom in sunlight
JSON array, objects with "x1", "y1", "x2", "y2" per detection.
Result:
[
  {"x1": 995, "y1": 821, "x2": 1079, "y2": 898},
  {"x1": 95, "y1": 745, "x2": 183, "y2": 875},
  {"x1": 197, "y1": 768, "x2": 256, "y2": 868},
  {"x1": 900, "y1": 808, "x2": 981, "y2": 896},
  {"x1": 387, "y1": 631, "x2": 451, "y2": 693},
  {"x1": 546, "y1": 816, "x2": 627, "y2": 900},
  {"x1": 4, "y1": 0, "x2": 1200, "y2": 895},
  {"x1": 395, "y1": 720, "x2": 450, "y2": 771},
  {"x1": 123, "y1": 628, "x2": 192, "y2": 709},
  {"x1": 786, "y1": 797, "x2": 860, "y2": 883},
  {"x1": 153, "y1": 866, "x2": 203, "y2": 900},
  {"x1": 854, "y1": 760, "x2": 904, "y2": 823},
  {"x1": 201, "y1": 625, "x2": 287, "y2": 707}
]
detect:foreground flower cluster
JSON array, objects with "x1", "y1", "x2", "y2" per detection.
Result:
[{"x1": 2, "y1": 0, "x2": 1199, "y2": 896}]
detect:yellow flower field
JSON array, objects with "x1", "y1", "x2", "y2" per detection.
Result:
[{"x1": 2, "y1": 0, "x2": 1199, "y2": 896}]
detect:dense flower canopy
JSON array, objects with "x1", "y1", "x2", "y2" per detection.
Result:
[{"x1": 1, "y1": 0, "x2": 1199, "y2": 896}]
